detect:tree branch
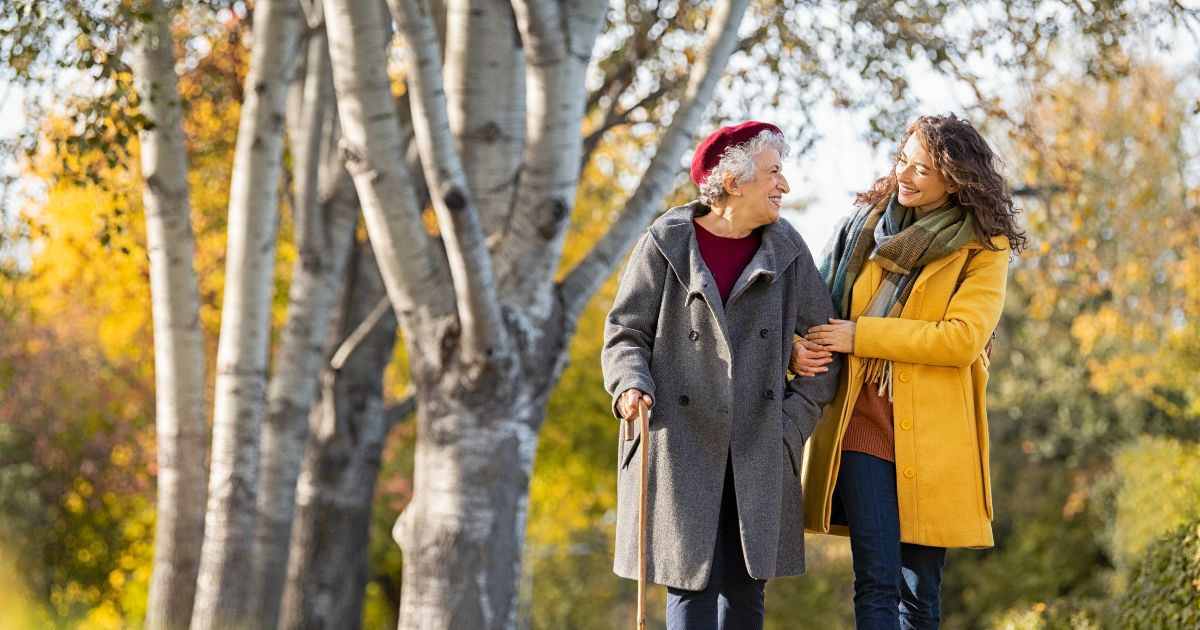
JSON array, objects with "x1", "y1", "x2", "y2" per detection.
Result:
[
  {"x1": 492, "y1": 0, "x2": 608, "y2": 314},
  {"x1": 321, "y1": 0, "x2": 455, "y2": 322},
  {"x1": 581, "y1": 4, "x2": 671, "y2": 115},
  {"x1": 386, "y1": 0, "x2": 508, "y2": 362},
  {"x1": 384, "y1": 393, "x2": 417, "y2": 429},
  {"x1": 580, "y1": 74, "x2": 683, "y2": 169},
  {"x1": 329, "y1": 296, "x2": 392, "y2": 371},
  {"x1": 288, "y1": 20, "x2": 331, "y2": 260},
  {"x1": 443, "y1": 0, "x2": 525, "y2": 240},
  {"x1": 559, "y1": 0, "x2": 750, "y2": 321}
]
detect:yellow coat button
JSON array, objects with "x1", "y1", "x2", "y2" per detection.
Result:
[
  {"x1": 898, "y1": 372, "x2": 911, "y2": 383},
  {"x1": 903, "y1": 467, "x2": 916, "y2": 478},
  {"x1": 900, "y1": 419, "x2": 912, "y2": 430},
  {"x1": 915, "y1": 284, "x2": 925, "y2": 293}
]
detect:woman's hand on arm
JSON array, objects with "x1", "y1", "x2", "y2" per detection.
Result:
[
  {"x1": 789, "y1": 337, "x2": 833, "y2": 377},
  {"x1": 616, "y1": 389, "x2": 654, "y2": 420},
  {"x1": 806, "y1": 318, "x2": 856, "y2": 354}
]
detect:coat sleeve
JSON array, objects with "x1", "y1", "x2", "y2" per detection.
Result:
[
  {"x1": 854, "y1": 244, "x2": 1009, "y2": 367},
  {"x1": 601, "y1": 232, "x2": 667, "y2": 418},
  {"x1": 782, "y1": 241, "x2": 843, "y2": 440}
]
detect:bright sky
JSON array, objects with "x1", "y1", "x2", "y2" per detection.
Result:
[
  {"x1": 0, "y1": 89, "x2": 19, "y2": 136},
  {"x1": 0, "y1": 82, "x2": 26, "y2": 228}
]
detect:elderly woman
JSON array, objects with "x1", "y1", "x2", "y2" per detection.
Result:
[
  {"x1": 792, "y1": 113, "x2": 1027, "y2": 629},
  {"x1": 602, "y1": 121, "x2": 841, "y2": 629}
]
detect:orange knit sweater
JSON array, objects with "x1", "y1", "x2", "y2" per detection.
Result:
[{"x1": 841, "y1": 381, "x2": 895, "y2": 462}]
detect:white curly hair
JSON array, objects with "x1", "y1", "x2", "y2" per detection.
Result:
[{"x1": 697, "y1": 130, "x2": 790, "y2": 207}]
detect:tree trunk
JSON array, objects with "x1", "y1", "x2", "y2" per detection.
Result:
[
  {"x1": 190, "y1": 0, "x2": 303, "y2": 627},
  {"x1": 393, "y1": 306, "x2": 569, "y2": 630},
  {"x1": 319, "y1": 0, "x2": 749, "y2": 626},
  {"x1": 250, "y1": 16, "x2": 361, "y2": 628},
  {"x1": 443, "y1": 0, "x2": 524, "y2": 234},
  {"x1": 322, "y1": 0, "x2": 455, "y2": 332},
  {"x1": 130, "y1": 2, "x2": 209, "y2": 628},
  {"x1": 279, "y1": 241, "x2": 401, "y2": 630}
]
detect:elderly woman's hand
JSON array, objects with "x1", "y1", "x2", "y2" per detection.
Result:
[
  {"x1": 789, "y1": 337, "x2": 833, "y2": 377},
  {"x1": 617, "y1": 388, "x2": 654, "y2": 420},
  {"x1": 806, "y1": 318, "x2": 856, "y2": 354}
]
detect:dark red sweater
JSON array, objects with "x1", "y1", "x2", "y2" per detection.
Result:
[{"x1": 694, "y1": 220, "x2": 761, "y2": 303}]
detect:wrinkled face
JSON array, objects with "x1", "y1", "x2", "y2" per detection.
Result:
[
  {"x1": 895, "y1": 135, "x2": 955, "y2": 214},
  {"x1": 729, "y1": 147, "x2": 789, "y2": 227}
]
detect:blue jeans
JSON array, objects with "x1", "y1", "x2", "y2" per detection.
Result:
[
  {"x1": 666, "y1": 460, "x2": 766, "y2": 630},
  {"x1": 837, "y1": 451, "x2": 947, "y2": 630}
]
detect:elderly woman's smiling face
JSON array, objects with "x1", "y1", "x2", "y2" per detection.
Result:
[{"x1": 727, "y1": 147, "x2": 789, "y2": 227}]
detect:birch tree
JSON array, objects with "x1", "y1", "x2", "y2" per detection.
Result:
[
  {"x1": 318, "y1": 0, "x2": 750, "y2": 625},
  {"x1": 189, "y1": 0, "x2": 303, "y2": 627},
  {"x1": 279, "y1": 239, "x2": 406, "y2": 630},
  {"x1": 129, "y1": 2, "x2": 208, "y2": 628},
  {"x1": 247, "y1": 6, "x2": 362, "y2": 627}
]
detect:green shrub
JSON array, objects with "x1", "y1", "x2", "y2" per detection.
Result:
[
  {"x1": 1111, "y1": 436, "x2": 1200, "y2": 571},
  {"x1": 1115, "y1": 521, "x2": 1200, "y2": 629},
  {"x1": 989, "y1": 601, "x2": 1103, "y2": 630}
]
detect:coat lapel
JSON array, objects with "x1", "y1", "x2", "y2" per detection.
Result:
[
  {"x1": 648, "y1": 202, "x2": 729, "y2": 343},
  {"x1": 647, "y1": 203, "x2": 805, "y2": 348},
  {"x1": 726, "y1": 220, "x2": 800, "y2": 305}
]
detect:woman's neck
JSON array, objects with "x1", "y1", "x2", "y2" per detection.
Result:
[{"x1": 697, "y1": 206, "x2": 754, "y2": 238}]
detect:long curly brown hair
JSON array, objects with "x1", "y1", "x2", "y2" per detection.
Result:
[{"x1": 856, "y1": 113, "x2": 1027, "y2": 253}]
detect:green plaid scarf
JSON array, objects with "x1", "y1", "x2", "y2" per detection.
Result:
[{"x1": 818, "y1": 194, "x2": 979, "y2": 398}]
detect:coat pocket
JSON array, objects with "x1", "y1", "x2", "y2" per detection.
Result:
[
  {"x1": 782, "y1": 436, "x2": 801, "y2": 477},
  {"x1": 970, "y1": 355, "x2": 993, "y2": 520},
  {"x1": 620, "y1": 431, "x2": 641, "y2": 471},
  {"x1": 782, "y1": 415, "x2": 804, "y2": 477}
]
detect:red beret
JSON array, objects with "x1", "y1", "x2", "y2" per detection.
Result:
[{"x1": 690, "y1": 121, "x2": 783, "y2": 186}]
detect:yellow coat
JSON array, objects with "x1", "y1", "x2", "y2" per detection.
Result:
[{"x1": 802, "y1": 236, "x2": 1009, "y2": 548}]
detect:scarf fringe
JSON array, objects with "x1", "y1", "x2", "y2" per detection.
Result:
[{"x1": 862, "y1": 358, "x2": 894, "y2": 402}]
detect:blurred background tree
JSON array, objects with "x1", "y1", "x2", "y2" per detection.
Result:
[{"x1": 934, "y1": 62, "x2": 1200, "y2": 628}]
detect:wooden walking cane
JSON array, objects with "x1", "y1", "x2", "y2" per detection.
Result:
[{"x1": 623, "y1": 399, "x2": 651, "y2": 630}]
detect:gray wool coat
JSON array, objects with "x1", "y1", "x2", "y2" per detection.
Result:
[{"x1": 601, "y1": 201, "x2": 842, "y2": 591}]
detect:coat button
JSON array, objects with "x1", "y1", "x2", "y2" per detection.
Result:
[
  {"x1": 898, "y1": 372, "x2": 911, "y2": 383},
  {"x1": 689, "y1": 330, "x2": 699, "y2": 341},
  {"x1": 903, "y1": 467, "x2": 916, "y2": 479},
  {"x1": 679, "y1": 395, "x2": 689, "y2": 406},
  {"x1": 759, "y1": 328, "x2": 769, "y2": 338},
  {"x1": 764, "y1": 389, "x2": 774, "y2": 400},
  {"x1": 915, "y1": 284, "x2": 925, "y2": 293},
  {"x1": 900, "y1": 418, "x2": 913, "y2": 431}
]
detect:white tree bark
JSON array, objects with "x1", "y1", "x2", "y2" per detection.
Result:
[
  {"x1": 190, "y1": 0, "x2": 303, "y2": 627},
  {"x1": 322, "y1": 0, "x2": 454, "y2": 327},
  {"x1": 278, "y1": 241, "x2": 403, "y2": 630},
  {"x1": 443, "y1": 0, "x2": 525, "y2": 236},
  {"x1": 249, "y1": 14, "x2": 362, "y2": 627},
  {"x1": 130, "y1": 2, "x2": 209, "y2": 628},
  {"x1": 319, "y1": 0, "x2": 750, "y2": 626},
  {"x1": 560, "y1": 0, "x2": 751, "y2": 319},
  {"x1": 493, "y1": 0, "x2": 607, "y2": 317},
  {"x1": 386, "y1": 0, "x2": 508, "y2": 362}
]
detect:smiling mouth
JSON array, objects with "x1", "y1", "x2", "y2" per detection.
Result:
[
  {"x1": 899, "y1": 185, "x2": 918, "y2": 195},
  {"x1": 769, "y1": 195, "x2": 782, "y2": 206}
]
